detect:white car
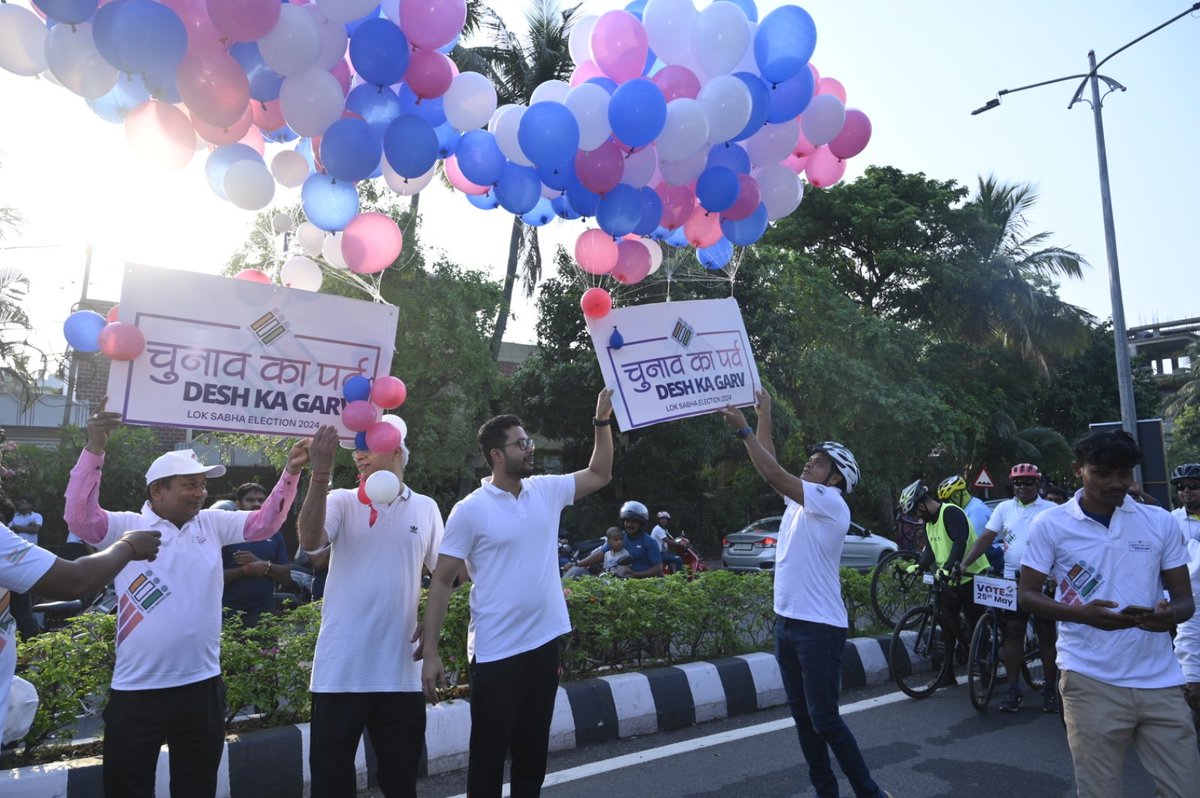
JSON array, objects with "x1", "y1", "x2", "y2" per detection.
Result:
[{"x1": 721, "y1": 516, "x2": 898, "y2": 573}]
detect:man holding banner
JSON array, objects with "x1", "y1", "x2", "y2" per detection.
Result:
[{"x1": 64, "y1": 399, "x2": 310, "y2": 798}]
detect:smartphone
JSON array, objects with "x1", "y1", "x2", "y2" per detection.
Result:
[{"x1": 1119, "y1": 604, "x2": 1155, "y2": 616}]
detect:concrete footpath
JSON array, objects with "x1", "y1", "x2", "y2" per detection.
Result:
[{"x1": 0, "y1": 635, "x2": 909, "y2": 797}]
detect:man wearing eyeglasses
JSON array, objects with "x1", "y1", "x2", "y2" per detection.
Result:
[
  {"x1": 1170, "y1": 463, "x2": 1200, "y2": 736},
  {"x1": 961, "y1": 462, "x2": 1058, "y2": 713},
  {"x1": 421, "y1": 389, "x2": 614, "y2": 798}
]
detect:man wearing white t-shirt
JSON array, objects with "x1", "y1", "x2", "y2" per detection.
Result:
[
  {"x1": 719, "y1": 392, "x2": 891, "y2": 798},
  {"x1": 298, "y1": 424, "x2": 444, "y2": 798},
  {"x1": 650, "y1": 511, "x2": 684, "y2": 573},
  {"x1": 422, "y1": 389, "x2": 614, "y2": 798},
  {"x1": 1168, "y1": 463, "x2": 1200, "y2": 738},
  {"x1": 6, "y1": 497, "x2": 43, "y2": 639},
  {"x1": 1020, "y1": 431, "x2": 1200, "y2": 797},
  {"x1": 64, "y1": 401, "x2": 309, "y2": 798}
]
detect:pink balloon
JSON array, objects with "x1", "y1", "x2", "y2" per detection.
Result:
[
  {"x1": 98, "y1": 322, "x2": 146, "y2": 361},
  {"x1": 162, "y1": 0, "x2": 222, "y2": 53},
  {"x1": 575, "y1": 140, "x2": 624, "y2": 195},
  {"x1": 178, "y1": 50, "x2": 250, "y2": 128},
  {"x1": 817, "y1": 77, "x2": 847, "y2": 104},
  {"x1": 723, "y1": 174, "x2": 761, "y2": 222},
  {"x1": 827, "y1": 109, "x2": 872, "y2": 159},
  {"x1": 400, "y1": 0, "x2": 467, "y2": 50},
  {"x1": 237, "y1": 124, "x2": 266, "y2": 156},
  {"x1": 575, "y1": 229, "x2": 618, "y2": 275},
  {"x1": 124, "y1": 101, "x2": 195, "y2": 171},
  {"x1": 193, "y1": 102, "x2": 252, "y2": 145},
  {"x1": 444, "y1": 155, "x2": 489, "y2": 195},
  {"x1": 590, "y1": 10, "x2": 649, "y2": 84},
  {"x1": 569, "y1": 60, "x2": 604, "y2": 87},
  {"x1": 365, "y1": 420, "x2": 402, "y2": 454},
  {"x1": 651, "y1": 65, "x2": 701, "y2": 102},
  {"x1": 342, "y1": 212, "x2": 404, "y2": 274},
  {"x1": 782, "y1": 152, "x2": 808, "y2": 174},
  {"x1": 331, "y1": 59, "x2": 353, "y2": 97},
  {"x1": 343, "y1": 400, "x2": 379, "y2": 433},
  {"x1": 792, "y1": 126, "x2": 817, "y2": 158},
  {"x1": 205, "y1": 0, "x2": 279, "y2": 43},
  {"x1": 684, "y1": 206, "x2": 722, "y2": 248},
  {"x1": 106, "y1": 304, "x2": 120, "y2": 323},
  {"x1": 808, "y1": 63, "x2": 821, "y2": 85},
  {"x1": 611, "y1": 240, "x2": 651, "y2": 285},
  {"x1": 234, "y1": 268, "x2": 271, "y2": 283},
  {"x1": 371, "y1": 376, "x2": 407, "y2": 409},
  {"x1": 252, "y1": 99, "x2": 286, "y2": 132},
  {"x1": 656, "y1": 183, "x2": 695, "y2": 230},
  {"x1": 805, "y1": 146, "x2": 847, "y2": 188},
  {"x1": 580, "y1": 287, "x2": 613, "y2": 319},
  {"x1": 405, "y1": 49, "x2": 454, "y2": 100}
]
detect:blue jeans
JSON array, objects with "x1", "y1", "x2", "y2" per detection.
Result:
[{"x1": 775, "y1": 617, "x2": 884, "y2": 798}]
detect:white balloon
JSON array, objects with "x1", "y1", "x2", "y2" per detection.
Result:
[
  {"x1": 259, "y1": 4, "x2": 321, "y2": 77},
  {"x1": 697, "y1": 74, "x2": 752, "y2": 144},
  {"x1": 487, "y1": 103, "x2": 513, "y2": 132},
  {"x1": 297, "y1": 221, "x2": 325, "y2": 257},
  {"x1": 643, "y1": 0, "x2": 699, "y2": 66},
  {"x1": 745, "y1": 118, "x2": 799, "y2": 167},
  {"x1": 564, "y1": 82, "x2": 611, "y2": 151},
  {"x1": 363, "y1": 470, "x2": 401, "y2": 503},
  {"x1": 622, "y1": 146, "x2": 658, "y2": 188},
  {"x1": 315, "y1": 0, "x2": 379, "y2": 24},
  {"x1": 645, "y1": 239, "x2": 664, "y2": 275},
  {"x1": 45, "y1": 23, "x2": 117, "y2": 99},
  {"x1": 223, "y1": 160, "x2": 276, "y2": 211},
  {"x1": 306, "y1": 5, "x2": 349, "y2": 71},
  {"x1": 280, "y1": 256, "x2": 323, "y2": 291},
  {"x1": 800, "y1": 94, "x2": 847, "y2": 147},
  {"x1": 691, "y1": 1, "x2": 749, "y2": 77},
  {"x1": 656, "y1": 98, "x2": 709, "y2": 162},
  {"x1": 492, "y1": 105, "x2": 533, "y2": 166},
  {"x1": 271, "y1": 149, "x2": 311, "y2": 188},
  {"x1": 530, "y1": 79, "x2": 571, "y2": 106},
  {"x1": 380, "y1": 413, "x2": 408, "y2": 440},
  {"x1": 382, "y1": 157, "x2": 435, "y2": 195},
  {"x1": 569, "y1": 15, "x2": 598, "y2": 66},
  {"x1": 322, "y1": 231, "x2": 348, "y2": 269},
  {"x1": 444, "y1": 71, "x2": 498, "y2": 132},
  {"x1": 732, "y1": 22, "x2": 758, "y2": 74},
  {"x1": 272, "y1": 213, "x2": 295, "y2": 234},
  {"x1": 381, "y1": 0, "x2": 402, "y2": 24},
  {"x1": 659, "y1": 146, "x2": 709, "y2": 186},
  {"x1": 756, "y1": 163, "x2": 804, "y2": 221},
  {"x1": 0, "y1": 4, "x2": 48, "y2": 77},
  {"x1": 280, "y1": 69, "x2": 346, "y2": 137}
]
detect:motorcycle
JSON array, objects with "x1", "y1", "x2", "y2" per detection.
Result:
[
  {"x1": 661, "y1": 536, "x2": 709, "y2": 578},
  {"x1": 32, "y1": 585, "x2": 117, "y2": 632}
]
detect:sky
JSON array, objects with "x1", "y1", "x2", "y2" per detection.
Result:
[{"x1": 1, "y1": 0, "x2": 1198, "y2": 379}]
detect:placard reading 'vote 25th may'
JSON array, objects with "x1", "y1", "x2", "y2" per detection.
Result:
[
  {"x1": 587, "y1": 297, "x2": 761, "y2": 430},
  {"x1": 105, "y1": 264, "x2": 397, "y2": 441}
]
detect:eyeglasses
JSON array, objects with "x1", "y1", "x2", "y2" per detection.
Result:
[
  {"x1": 1177, "y1": 483, "x2": 1200, "y2": 492},
  {"x1": 502, "y1": 438, "x2": 536, "y2": 452},
  {"x1": 1011, "y1": 479, "x2": 1039, "y2": 486}
]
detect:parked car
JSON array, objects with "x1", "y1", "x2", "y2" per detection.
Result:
[{"x1": 721, "y1": 516, "x2": 898, "y2": 573}]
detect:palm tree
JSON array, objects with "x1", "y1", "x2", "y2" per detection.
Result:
[
  {"x1": 451, "y1": 0, "x2": 580, "y2": 359},
  {"x1": 1165, "y1": 340, "x2": 1200, "y2": 417}
]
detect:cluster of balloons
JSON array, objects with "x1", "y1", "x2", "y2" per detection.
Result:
[
  {"x1": 62, "y1": 305, "x2": 146, "y2": 360},
  {"x1": 339, "y1": 372, "x2": 407, "y2": 454}
]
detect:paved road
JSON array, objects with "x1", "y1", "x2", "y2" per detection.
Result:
[{"x1": 402, "y1": 680, "x2": 1157, "y2": 798}]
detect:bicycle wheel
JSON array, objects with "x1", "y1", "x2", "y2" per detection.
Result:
[
  {"x1": 1021, "y1": 617, "x2": 1046, "y2": 690},
  {"x1": 889, "y1": 606, "x2": 952, "y2": 699},
  {"x1": 967, "y1": 612, "x2": 999, "y2": 712},
  {"x1": 870, "y1": 550, "x2": 922, "y2": 628}
]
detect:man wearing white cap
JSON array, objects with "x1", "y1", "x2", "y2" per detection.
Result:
[
  {"x1": 63, "y1": 399, "x2": 311, "y2": 798},
  {"x1": 298, "y1": 418, "x2": 443, "y2": 798},
  {"x1": 651, "y1": 510, "x2": 685, "y2": 573}
]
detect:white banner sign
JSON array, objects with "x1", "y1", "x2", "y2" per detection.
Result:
[
  {"x1": 973, "y1": 575, "x2": 1018, "y2": 610},
  {"x1": 105, "y1": 264, "x2": 398, "y2": 442},
  {"x1": 586, "y1": 297, "x2": 761, "y2": 430}
]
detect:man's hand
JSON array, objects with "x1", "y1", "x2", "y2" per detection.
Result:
[
  {"x1": 594, "y1": 388, "x2": 614, "y2": 421},
  {"x1": 422, "y1": 653, "x2": 446, "y2": 704},
  {"x1": 717, "y1": 405, "x2": 749, "y2": 432},
  {"x1": 285, "y1": 437, "x2": 312, "y2": 475},
  {"x1": 754, "y1": 389, "x2": 771, "y2": 421},
  {"x1": 1185, "y1": 682, "x2": 1200, "y2": 713},
  {"x1": 1133, "y1": 598, "x2": 1177, "y2": 633},
  {"x1": 86, "y1": 396, "x2": 123, "y2": 455},
  {"x1": 119, "y1": 530, "x2": 161, "y2": 561},
  {"x1": 232, "y1": 550, "x2": 269, "y2": 576},
  {"x1": 1075, "y1": 599, "x2": 1138, "y2": 631},
  {"x1": 411, "y1": 623, "x2": 424, "y2": 661},
  {"x1": 307, "y1": 426, "x2": 339, "y2": 474}
]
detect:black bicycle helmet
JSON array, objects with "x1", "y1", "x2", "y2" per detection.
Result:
[{"x1": 1170, "y1": 463, "x2": 1200, "y2": 486}]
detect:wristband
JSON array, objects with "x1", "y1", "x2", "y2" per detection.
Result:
[
  {"x1": 593, "y1": 418, "x2": 612, "y2": 427},
  {"x1": 737, "y1": 427, "x2": 753, "y2": 439}
]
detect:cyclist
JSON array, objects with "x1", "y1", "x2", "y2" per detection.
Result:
[
  {"x1": 961, "y1": 463, "x2": 1059, "y2": 712},
  {"x1": 937, "y1": 475, "x2": 999, "y2": 572},
  {"x1": 1170, "y1": 463, "x2": 1200, "y2": 544},
  {"x1": 899, "y1": 479, "x2": 991, "y2": 677}
]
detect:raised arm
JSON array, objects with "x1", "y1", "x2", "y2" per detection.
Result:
[
  {"x1": 572, "y1": 388, "x2": 614, "y2": 502},
  {"x1": 64, "y1": 398, "x2": 122, "y2": 544},
  {"x1": 717, "y1": 396, "x2": 806, "y2": 505},
  {"x1": 242, "y1": 437, "x2": 309, "y2": 541},
  {"x1": 297, "y1": 426, "x2": 339, "y2": 552}
]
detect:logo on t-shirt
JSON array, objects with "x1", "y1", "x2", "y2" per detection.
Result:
[
  {"x1": 116, "y1": 570, "x2": 172, "y2": 645},
  {"x1": 1128, "y1": 540, "x2": 1152, "y2": 553},
  {"x1": 0, "y1": 590, "x2": 11, "y2": 652},
  {"x1": 1059, "y1": 560, "x2": 1103, "y2": 606},
  {"x1": 3, "y1": 543, "x2": 32, "y2": 565},
  {"x1": 409, "y1": 524, "x2": 419, "y2": 535}
]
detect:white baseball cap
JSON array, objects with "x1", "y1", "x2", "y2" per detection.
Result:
[{"x1": 145, "y1": 449, "x2": 226, "y2": 485}]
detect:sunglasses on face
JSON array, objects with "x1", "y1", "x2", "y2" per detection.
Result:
[
  {"x1": 503, "y1": 438, "x2": 536, "y2": 452},
  {"x1": 1177, "y1": 483, "x2": 1200, "y2": 492},
  {"x1": 1012, "y1": 479, "x2": 1039, "y2": 486}
]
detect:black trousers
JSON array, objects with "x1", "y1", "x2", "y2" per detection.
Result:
[
  {"x1": 310, "y1": 691, "x2": 425, "y2": 798},
  {"x1": 10, "y1": 590, "x2": 39, "y2": 639},
  {"x1": 102, "y1": 675, "x2": 226, "y2": 798},
  {"x1": 467, "y1": 638, "x2": 560, "y2": 798}
]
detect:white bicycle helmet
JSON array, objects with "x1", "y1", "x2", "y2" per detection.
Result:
[{"x1": 808, "y1": 441, "x2": 860, "y2": 494}]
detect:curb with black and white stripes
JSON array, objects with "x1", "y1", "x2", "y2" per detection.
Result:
[{"x1": 1, "y1": 637, "x2": 902, "y2": 797}]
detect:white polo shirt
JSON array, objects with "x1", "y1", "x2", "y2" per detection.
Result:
[
  {"x1": 773, "y1": 482, "x2": 851, "y2": 629},
  {"x1": 1022, "y1": 492, "x2": 1189, "y2": 688},
  {"x1": 986, "y1": 496, "x2": 1056, "y2": 578},
  {"x1": 310, "y1": 485, "x2": 443, "y2": 693},
  {"x1": 1, "y1": 526, "x2": 56, "y2": 735},
  {"x1": 10, "y1": 511, "x2": 42, "y2": 546},
  {"x1": 440, "y1": 474, "x2": 575, "y2": 663}
]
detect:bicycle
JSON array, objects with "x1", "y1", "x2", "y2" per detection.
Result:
[
  {"x1": 967, "y1": 575, "x2": 1047, "y2": 712},
  {"x1": 870, "y1": 549, "x2": 922, "y2": 629},
  {"x1": 887, "y1": 570, "x2": 972, "y2": 698}
]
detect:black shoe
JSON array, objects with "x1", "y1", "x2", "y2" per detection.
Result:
[
  {"x1": 999, "y1": 690, "x2": 1023, "y2": 713},
  {"x1": 936, "y1": 669, "x2": 958, "y2": 687},
  {"x1": 1041, "y1": 691, "x2": 1060, "y2": 714}
]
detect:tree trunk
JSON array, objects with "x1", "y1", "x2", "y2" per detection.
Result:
[{"x1": 490, "y1": 215, "x2": 523, "y2": 360}]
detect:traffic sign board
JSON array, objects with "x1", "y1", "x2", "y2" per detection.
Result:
[{"x1": 974, "y1": 468, "x2": 994, "y2": 488}]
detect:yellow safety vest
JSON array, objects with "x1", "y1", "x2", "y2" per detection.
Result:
[{"x1": 926, "y1": 502, "x2": 989, "y2": 583}]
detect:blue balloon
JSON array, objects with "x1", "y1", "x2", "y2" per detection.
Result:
[
  {"x1": 346, "y1": 84, "x2": 401, "y2": 140},
  {"x1": 721, "y1": 202, "x2": 769, "y2": 246},
  {"x1": 88, "y1": 74, "x2": 150, "y2": 123},
  {"x1": 296, "y1": 138, "x2": 317, "y2": 171},
  {"x1": 609, "y1": 327, "x2": 625, "y2": 349},
  {"x1": 624, "y1": 0, "x2": 649, "y2": 14},
  {"x1": 111, "y1": 0, "x2": 186, "y2": 77},
  {"x1": 634, "y1": 187, "x2": 663, "y2": 236},
  {"x1": 383, "y1": 114, "x2": 438, "y2": 178},
  {"x1": 566, "y1": 180, "x2": 600, "y2": 217},
  {"x1": 696, "y1": 166, "x2": 739, "y2": 213},
  {"x1": 552, "y1": 193, "x2": 580, "y2": 220},
  {"x1": 727, "y1": 0, "x2": 758, "y2": 23},
  {"x1": 33, "y1": 0, "x2": 98, "y2": 25},
  {"x1": 455, "y1": 130, "x2": 505, "y2": 186},
  {"x1": 92, "y1": 0, "x2": 133, "y2": 74},
  {"x1": 434, "y1": 122, "x2": 461, "y2": 158},
  {"x1": 467, "y1": 189, "x2": 499, "y2": 211},
  {"x1": 436, "y1": 32, "x2": 460, "y2": 54},
  {"x1": 302, "y1": 174, "x2": 360, "y2": 232},
  {"x1": 230, "y1": 42, "x2": 283, "y2": 103},
  {"x1": 349, "y1": 18, "x2": 410, "y2": 87},
  {"x1": 494, "y1": 162, "x2": 541, "y2": 215},
  {"x1": 609, "y1": 79, "x2": 666, "y2": 149},
  {"x1": 62, "y1": 310, "x2": 107, "y2": 353},
  {"x1": 397, "y1": 83, "x2": 446, "y2": 127},
  {"x1": 144, "y1": 70, "x2": 180, "y2": 103},
  {"x1": 642, "y1": 47, "x2": 656, "y2": 76},
  {"x1": 354, "y1": 431, "x2": 368, "y2": 451},
  {"x1": 754, "y1": 5, "x2": 817, "y2": 85},
  {"x1": 518, "y1": 102, "x2": 580, "y2": 170},
  {"x1": 521, "y1": 197, "x2": 555, "y2": 227},
  {"x1": 342, "y1": 375, "x2": 372, "y2": 402},
  {"x1": 586, "y1": 76, "x2": 619, "y2": 95},
  {"x1": 596, "y1": 183, "x2": 642, "y2": 237},
  {"x1": 538, "y1": 161, "x2": 573, "y2": 191},
  {"x1": 707, "y1": 143, "x2": 751, "y2": 175},
  {"x1": 698, "y1": 238, "x2": 734, "y2": 270},
  {"x1": 732, "y1": 72, "x2": 771, "y2": 142},
  {"x1": 206, "y1": 144, "x2": 262, "y2": 200},
  {"x1": 320, "y1": 118, "x2": 381, "y2": 183},
  {"x1": 649, "y1": 224, "x2": 669, "y2": 241},
  {"x1": 767, "y1": 67, "x2": 814, "y2": 123},
  {"x1": 666, "y1": 226, "x2": 689, "y2": 248},
  {"x1": 263, "y1": 124, "x2": 299, "y2": 144}
]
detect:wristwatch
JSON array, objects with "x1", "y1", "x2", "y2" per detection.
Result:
[{"x1": 737, "y1": 426, "x2": 753, "y2": 438}]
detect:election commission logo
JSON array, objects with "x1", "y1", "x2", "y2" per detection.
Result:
[{"x1": 117, "y1": 570, "x2": 172, "y2": 645}]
